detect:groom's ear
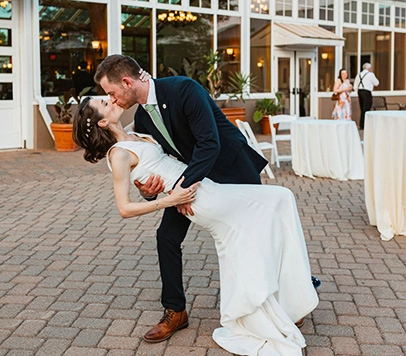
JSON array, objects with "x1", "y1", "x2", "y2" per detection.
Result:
[{"x1": 122, "y1": 77, "x2": 132, "y2": 89}]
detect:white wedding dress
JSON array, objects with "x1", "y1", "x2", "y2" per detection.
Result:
[{"x1": 108, "y1": 138, "x2": 319, "y2": 356}]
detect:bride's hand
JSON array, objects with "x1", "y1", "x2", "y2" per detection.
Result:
[
  {"x1": 169, "y1": 178, "x2": 200, "y2": 215},
  {"x1": 139, "y1": 68, "x2": 151, "y2": 82}
]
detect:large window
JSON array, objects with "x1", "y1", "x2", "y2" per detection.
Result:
[
  {"x1": 361, "y1": 30, "x2": 390, "y2": 90},
  {"x1": 318, "y1": 47, "x2": 334, "y2": 92},
  {"x1": 39, "y1": 1, "x2": 107, "y2": 97},
  {"x1": 218, "y1": 15, "x2": 241, "y2": 93},
  {"x1": 394, "y1": 33, "x2": 406, "y2": 90},
  {"x1": 342, "y1": 28, "x2": 358, "y2": 81},
  {"x1": 156, "y1": 10, "x2": 212, "y2": 86},
  {"x1": 250, "y1": 19, "x2": 270, "y2": 93},
  {"x1": 121, "y1": 6, "x2": 151, "y2": 72}
]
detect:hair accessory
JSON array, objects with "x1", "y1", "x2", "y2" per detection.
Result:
[{"x1": 85, "y1": 118, "x2": 91, "y2": 138}]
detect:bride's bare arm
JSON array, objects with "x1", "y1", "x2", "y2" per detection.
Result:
[{"x1": 110, "y1": 148, "x2": 198, "y2": 218}]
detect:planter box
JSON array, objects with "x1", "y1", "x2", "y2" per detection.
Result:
[{"x1": 221, "y1": 107, "x2": 246, "y2": 126}]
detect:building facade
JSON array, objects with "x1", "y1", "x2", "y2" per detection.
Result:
[{"x1": 1, "y1": 0, "x2": 406, "y2": 150}]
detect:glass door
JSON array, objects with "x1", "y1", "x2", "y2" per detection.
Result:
[
  {"x1": 274, "y1": 50, "x2": 316, "y2": 118},
  {"x1": 0, "y1": 1, "x2": 21, "y2": 150}
]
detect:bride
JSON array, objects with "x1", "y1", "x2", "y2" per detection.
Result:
[{"x1": 73, "y1": 97, "x2": 319, "y2": 356}]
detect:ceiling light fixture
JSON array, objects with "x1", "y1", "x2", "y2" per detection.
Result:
[{"x1": 158, "y1": 10, "x2": 197, "y2": 25}]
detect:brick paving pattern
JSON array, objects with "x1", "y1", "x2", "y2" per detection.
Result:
[{"x1": 1, "y1": 140, "x2": 406, "y2": 356}]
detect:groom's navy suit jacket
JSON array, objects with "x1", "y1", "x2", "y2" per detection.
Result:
[{"x1": 134, "y1": 76, "x2": 267, "y2": 188}]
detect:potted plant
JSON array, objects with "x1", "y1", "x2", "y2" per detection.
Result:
[
  {"x1": 253, "y1": 93, "x2": 283, "y2": 135},
  {"x1": 221, "y1": 71, "x2": 257, "y2": 126},
  {"x1": 50, "y1": 87, "x2": 91, "y2": 151}
]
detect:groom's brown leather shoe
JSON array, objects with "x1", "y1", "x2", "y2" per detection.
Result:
[
  {"x1": 295, "y1": 318, "x2": 305, "y2": 328},
  {"x1": 143, "y1": 308, "x2": 189, "y2": 343}
]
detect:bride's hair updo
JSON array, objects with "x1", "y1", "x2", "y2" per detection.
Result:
[{"x1": 73, "y1": 97, "x2": 117, "y2": 163}]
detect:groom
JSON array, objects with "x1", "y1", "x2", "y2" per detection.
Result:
[{"x1": 94, "y1": 55, "x2": 268, "y2": 342}]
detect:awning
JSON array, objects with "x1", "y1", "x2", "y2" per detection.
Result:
[{"x1": 274, "y1": 23, "x2": 345, "y2": 48}]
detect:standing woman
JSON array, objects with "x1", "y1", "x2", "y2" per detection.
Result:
[{"x1": 332, "y1": 68, "x2": 353, "y2": 120}]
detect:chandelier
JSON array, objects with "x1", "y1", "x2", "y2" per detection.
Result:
[
  {"x1": 158, "y1": 10, "x2": 197, "y2": 25},
  {"x1": 0, "y1": 1, "x2": 10, "y2": 9}
]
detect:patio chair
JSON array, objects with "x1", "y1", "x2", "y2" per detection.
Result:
[{"x1": 235, "y1": 119, "x2": 275, "y2": 179}]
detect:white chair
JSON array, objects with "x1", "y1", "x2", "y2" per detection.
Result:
[
  {"x1": 235, "y1": 119, "x2": 275, "y2": 179},
  {"x1": 269, "y1": 114, "x2": 297, "y2": 168}
]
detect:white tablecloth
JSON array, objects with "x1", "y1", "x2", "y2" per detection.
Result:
[
  {"x1": 291, "y1": 119, "x2": 364, "y2": 180},
  {"x1": 364, "y1": 111, "x2": 406, "y2": 241}
]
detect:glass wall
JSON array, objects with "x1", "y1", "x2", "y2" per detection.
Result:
[
  {"x1": 361, "y1": 30, "x2": 390, "y2": 90},
  {"x1": 121, "y1": 6, "x2": 151, "y2": 73},
  {"x1": 342, "y1": 27, "x2": 358, "y2": 81},
  {"x1": 250, "y1": 19, "x2": 270, "y2": 93},
  {"x1": 217, "y1": 15, "x2": 241, "y2": 93},
  {"x1": 39, "y1": 1, "x2": 107, "y2": 97},
  {"x1": 318, "y1": 47, "x2": 334, "y2": 92},
  {"x1": 394, "y1": 33, "x2": 406, "y2": 90},
  {"x1": 156, "y1": 10, "x2": 213, "y2": 86}
]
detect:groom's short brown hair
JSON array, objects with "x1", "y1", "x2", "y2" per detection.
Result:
[{"x1": 94, "y1": 54, "x2": 141, "y2": 85}]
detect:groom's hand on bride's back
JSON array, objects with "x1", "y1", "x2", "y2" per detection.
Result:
[{"x1": 134, "y1": 174, "x2": 165, "y2": 198}]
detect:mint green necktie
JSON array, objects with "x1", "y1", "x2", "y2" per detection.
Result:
[{"x1": 144, "y1": 104, "x2": 181, "y2": 156}]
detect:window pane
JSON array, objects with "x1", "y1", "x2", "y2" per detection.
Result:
[
  {"x1": 275, "y1": 0, "x2": 292, "y2": 16},
  {"x1": 361, "y1": 30, "x2": 390, "y2": 90},
  {"x1": 318, "y1": 47, "x2": 334, "y2": 92},
  {"x1": 0, "y1": 55, "x2": 12, "y2": 73},
  {"x1": 0, "y1": 82, "x2": 12, "y2": 100},
  {"x1": 394, "y1": 33, "x2": 406, "y2": 90},
  {"x1": 319, "y1": 0, "x2": 334, "y2": 21},
  {"x1": 190, "y1": 0, "x2": 211, "y2": 8},
  {"x1": 156, "y1": 11, "x2": 212, "y2": 85},
  {"x1": 219, "y1": 0, "x2": 239, "y2": 11},
  {"x1": 0, "y1": 28, "x2": 11, "y2": 46},
  {"x1": 39, "y1": 1, "x2": 107, "y2": 97},
  {"x1": 379, "y1": 5, "x2": 390, "y2": 27},
  {"x1": 251, "y1": 0, "x2": 269, "y2": 14},
  {"x1": 218, "y1": 15, "x2": 241, "y2": 94},
  {"x1": 122, "y1": 6, "x2": 151, "y2": 71},
  {"x1": 298, "y1": 0, "x2": 314, "y2": 19},
  {"x1": 250, "y1": 19, "x2": 270, "y2": 93},
  {"x1": 0, "y1": 0, "x2": 11, "y2": 19},
  {"x1": 342, "y1": 27, "x2": 358, "y2": 81},
  {"x1": 395, "y1": 6, "x2": 406, "y2": 28}
]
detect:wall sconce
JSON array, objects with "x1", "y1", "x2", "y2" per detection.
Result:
[
  {"x1": 92, "y1": 40, "x2": 103, "y2": 56},
  {"x1": 257, "y1": 58, "x2": 264, "y2": 68},
  {"x1": 226, "y1": 48, "x2": 235, "y2": 60},
  {"x1": 321, "y1": 53, "x2": 329, "y2": 60}
]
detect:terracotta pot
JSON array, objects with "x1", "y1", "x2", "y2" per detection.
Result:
[
  {"x1": 221, "y1": 107, "x2": 246, "y2": 127},
  {"x1": 50, "y1": 123, "x2": 79, "y2": 152},
  {"x1": 260, "y1": 116, "x2": 279, "y2": 135},
  {"x1": 260, "y1": 116, "x2": 271, "y2": 135}
]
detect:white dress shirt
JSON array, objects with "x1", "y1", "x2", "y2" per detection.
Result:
[{"x1": 353, "y1": 69, "x2": 379, "y2": 92}]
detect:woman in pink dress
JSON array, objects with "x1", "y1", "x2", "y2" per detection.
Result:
[{"x1": 332, "y1": 68, "x2": 353, "y2": 120}]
